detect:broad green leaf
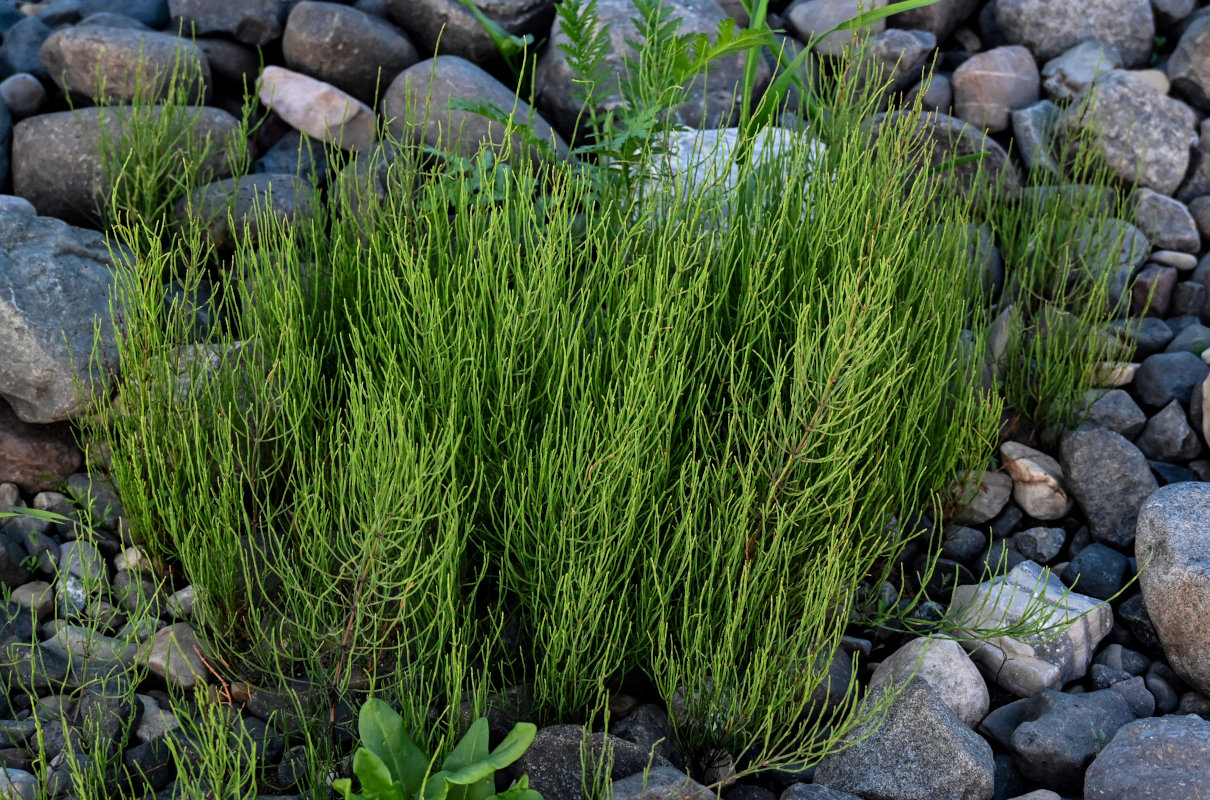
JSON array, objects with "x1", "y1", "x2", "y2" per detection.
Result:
[
  {"x1": 358, "y1": 699, "x2": 430, "y2": 797},
  {"x1": 353, "y1": 747, "x2": 405, "y2": 799},
  {"x1": 483, "y1": 723, "x2": 537, "y2": 771},
  {"x1": 488, "y1": 773, "x2": 544, "y2": 800},
  {"x1": 332, "y1": 777, "x2": 365, "y2": 800},
  {"x1": 442, "y1": 718, "x2": 494, "y2": 800}
]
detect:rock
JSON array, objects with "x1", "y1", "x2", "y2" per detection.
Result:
[
  {"x1": 610, "y1": 767, "x2": 716, "y2": 800},
  {"x1": 948, "y1": 560, "x2": 1113, "y2": 697},
  {"x1": 39, "y1": 26, "x2": 210, "y2": 104},
  {"x1": 1136, "y1": 483, "x2": 1210, "y2": 693},
  {"x1": 1010, "y1": 526, "x2": 1066, "y2": 564},
  {"x1": 0, "y1": 401, "x2": 82, "y2": 492},
  {"x1": 1007, "y1": 686, "x2": 1139, "y2": 794},
  {"x1": 386, "y1": 56, "x2": 567, "y2": 165},
  {"x1": 1169, "y1": 14, "x2": 1210, "y2": 112},
  {"x1": 1060, "y1": 426, "x2": 1158, "y2": 547},
  {"x1": 386, "y1": 0, "x2": 554, "y2": 65},
  {"x1": 951, "y1": 45, "x2": 1039, "y2": 132},
  {"x1": 174, "y1": 174, "x2": 317, "y2": 250},
  {"x1": 786, "y1": 0, "x2": 889, "y2": 57},
  {"x1": 999, "y1": 441, "x2": 1073, "y2": 520},
  {"x1": 994, "y1": 0, "x2": 1154, "y2": 66},
  {"x1": 1131, "y1": 264, "x2": 1179, "y2": 317},
  {"x1": 1152, "y1": 250, "x2": 1199, "y2": 271},
  {"x1": 1133, "y1": 351, "x2": 1210, "y2": 409},
  {"x1": 905, "y1": 71, "x2": 952, "y2": 113},
  {"x1": 1190, "y1": 196, "x2": 1210, "y2": 244},
  {"x1": 1062, "y1": 542, "x2": 1131, "y2": 600},
  {"x1": 1135, "y1": 400, "x2": 1202, "y2": 461},
  {"x1": 953, "y1": 469, "x2": 1012, "y2": 524},
  {"x1": 868, "y1": 636, "x2": 989, "y2": 727},
  {"x1": 1083, "y1": 714, "x2": 1210, "y2": 799},
  {"x1": 513, "y1": 725, "x2": 672, "y2": 800},
  {"x1": 1011, "y1": 100, "x2": 1061, "y2": 173},
  {"x1": 0, "y1": 196, "x2": 35, "y2": 216},
  {"x1": 77, "y1": 0, "x2": 170, "y2": 27},
  {"x1": 258, "y1": 66, "x2": 376, "y2": 152},
  {"x1": 193, "y1": 37, "x2": 260, "y2": 87},
  {"x1": 0, "y1": 18, "x2": 53, "y2": 81},
  {"x1": 856, "y1": 28, "x2": 937, "y2": 102},
  {"x1": 1071, "y1": 218, "x2": 1150, "y2": 307},
  {"x1": 12, "y1": 105, "x2": 240, "y2": 227},
  {"x1": 143, "y1": 623, "x2": 209, "y2": 690},
  {"x1": 1177, "y1": 148, "x2": 1210, "y2": 203},
  {"x1": 942, "y1": 525, "x2": 987, "y2": 563},
  {"x1": 535, "y1": 0, "x2": 767, "y2": 135},
  {"x1": 1164, "y1": 323, "x2": 1210, "y2": 355},
  {"x1": 283, "y1": 1, "x2": 419, "y2": 104},
  {"x1": 0, "y1": 213, "x2": 133, "y2": 424},
  {"x1": 779, "y1": 788, "x2": 861, "y2": 800},
  {"x1": 1041, "y1": 41, "x2": 1122, "y2": 103},
  {"x1": 888, "y1": 0, "x2": 979, "y2": 42},
  {"x1": 0, "y1": 74, "x2": 45, "y2": 118},
  {"x1": 1085, "y1": 389, "x2": 1147, "y2": 438},
  {"x1": 168, "y1": 0, "x2": 289, "y2": 46},
  {"x1": 1057, "y1": 70, "x2": 1196, "y2": 196},
  {"x1": 610, "y1": 704, "x2": 683, "y2": 771},
  {"x1": 813, "y1": 678, "x2": 994, "y2": 800},
  {"x1": 0, "y1": 769, "x2": 37, "y2": 800},
  {"x1": 1131, "y1": 188, "x2": 1201, "y2": 252}
]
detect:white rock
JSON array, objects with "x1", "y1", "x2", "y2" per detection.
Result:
[
  {"x1": 143, "y1": 623, "x2": 209, "y2": 689},
  {"x1": 869, "y1": 636, "x2": 990, "y2": 727},
  {"x1": 952, "y1": 470, "x2": 1013, "y2": 524},
  {"x1": 114, "y1": 546, "x2": 154, "y2": 572},
  {"x1": 1092, "y1": 362, "x2": 1138, "y2": 387},
  {"x1": 258, "y1": 66, "x2": 375, "y2": 152},
  {"x1": 948, "y1": 560, "x2": 1112, "y2": 697},
  {"x1": 999, "y1": 441, "x2": 1074, "y2": 520},
  {"x1": 167, "y1": 585, "x2": 195, "y2": 619},
  {"x1": 1150, "y1": 249, "x2": 1198, "y2": 270},
  {"x1": 135, "y1": 693, "x2": 180, "y2": 744}
]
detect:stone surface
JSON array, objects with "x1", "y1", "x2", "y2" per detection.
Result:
[
  {"x1": 1135, "y1": 400, "x2": 1202, "y2": 461},
  {"x1": 258, "y1": 66, "x2": 376, "y2": 152},
  {"x1": 1011, "y1": 100, "x2": 1061, "y2": 173},
  {"x1": 610, "y1": 767, "x2": 716, "y2": 800},
  {"x1": 0, "y1": 401, "x2": 82, "y2": 492},
  {"x1": 953, "y1": 469, "x2": 1013, "y2": 524},
  {"x1": 814, "y1": 678, "x2": 994, "y2": 800},
  {"x1": 994, "y1": 0, "x2": 1154, "y2": 66},
  {"x1": 868, "y1": 636, "x2": 989, "y2": 727},
  {"x1": 1169, "y1": 14, "x2": 1210, "y2": 112},
  {"x1": 1062, "y1": 542, "x2": 1130, "y2": 600},
  {"x1": 174, "y1": 174, "x2": 317, "y2": 250},
  {"x1": 999, "y1": 441, "x2": 1073, "y2": 520},
  {"x1": 513, "y1": 725, "x2": 672, "y2": 800},
  {"x1": 1056, "y1": 70, "x2": 1196, "y2": 196},
  {"x1": 786, "y1": 0, "x2": 889, "y2": 57},
  {"x1": 948, "y1": 560, "x2": 1113, "y2": 697},
  {"x1": 1041, "y1": 41, "x2": 1122, "y2": 103},
  {"x1": 1060, "y1": 426, "x2": 1158, "y2": 548},
  {"x1": 952, "y1": 45, "x2": 1039, "y2": 132},
  {"x1": 168, "y1": 0, "x2": 289, "y2": 46},
  {"x1": 39, "y1": 26, "x2": 210, "y2": 104},
  {"x1": 143, "y1": 623, "x2": 208, "y2": 690},
  {"x1": 1085, "y1": 389, "x2": 1146, "y2": 438},
  {"x1": 1084, "y1": 714, "x2": 1210, "y2": 799},
  {"x1": 1136, "y1": 483, "x2": 1210, "y2": 693},
  {"x1": 1134, "y1": 351, "x2": 1210, "y2": 409},
  {"x1": 1010, "y1": 526, "x2": 1066, "y2": 564},
  {"x1": 0, "y1": 74, "x2": 45, "y2": 118},
  {"x1": 888, "y1": 0, "x2": 979, "y2": 42},
  {"x1": 386, "y1": 0, "x2": 554, "y2": 65},
  {"x1": 1131, "y1": 188, "x2": 1201, "y2": 252},
  {"x1": 283, "y1": 1, "x2": 418, "y2": 104}
]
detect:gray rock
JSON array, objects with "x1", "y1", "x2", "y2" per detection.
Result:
[
  {"x1": 513, "y1": 725, "x2": 673, "y2": 800},
  {"x1": 948, "y1": 560, "x2": 1112, "y2": 697},
  {"x1": 1169, "y1": 14, "x2": 1210, "y2": 112},
  {"x1": 0, "y1": 401, "x2": 82, "y2": 493},
  {"x1": 39, "y1": 26, "x2": 210, "y2": 104},
  {"x1": 1070, "y1": 218, "x2": 1150, "y2": 308},
  {"x1": 0, "y1": 214, "x2": 132, "y2": 424},
  {"x1": 174, "y1": 174, "x2": 317, "y2": 251},
  {"x1": 536, "y1": 0, "x2": 768, "y2": 136},
  {"x1": 1008, "y1": 687, "x2": 1139, "y2": 794},
  {"x1": 814, "y1": 678, "x2": 993, "y2": 800},
  {"x1": 1060, "y1": 426, "x2": 1158, "y2": 547},
  {"x1": 1152, "y1": 0, "x2": 1197, "y2": 27},
  {"x1": 1085, "y1": 389, "x2": 1147, "y2": 438},
  {"x1": 1152, "y1": 249, "x2": 1199, "y2": 271},
  {"x1": 779, "y1": 786, "x2": 861, "y2": 800},
  {"x1": 1177, "y1": 149, "x2": 1210, "y2": 204},
  {"x1": 12, "y1": 105, "x2": 240, "y2": 227},
  {"x1": 252, "y1": 130, "x2": 328, "y2": 184},
  {"x1": 387, "y1": 0, "x2": 554, "y2": 64},
  {"x1": 193, "y1": 37, "x2": 260, "y2": 86},
  {"x1": 1041, "y1": 41, "x2": 1122, "y2": 103},
  {"x1": 994, "y1": 0, "x2": 1154, "y2": 66},
  {"x1": 386, "y1": 56, "x2": 568, "y2": 166},
  {"x1": 1136, "y1": 483, "x2": 1210, "y2": 693},
  {"x1": 1131, "y1": 188, "x2": 1201, "y2": 251},
  {"x1": 610, "y1": 767, "x2": 716, "y2": 800},
  {"x1": 0, "y1": 18, "x2": 53, "y2": 81},
  {"x1": 1135, "y1": 400, "x2": 1202, "y2": 461},
  {"x1": 1062, "y1": 542, "x2": 1131, "y2": 600},
  {"x1": 1094, "y1": 644, "x2": 1150, "y2": 675},
  {"x1": 888, "y1": 0, "x2": 979, "y2": 42},
  {"x1": 1163, "y1": 322, "x2": 1210, "y2": 354},
  {"x1": 868, "y1": 636, "x2": 989, "y2": 727},
  {"x1": 856, "y1": 28, "x2": 937, "y2": 102},
  {"x1": 0, "y1": 74, "x2": 44, "y2": 119},
  {"x1": 952, "y1": 45, "x2": 1039, "y2": 132},
  {"x1": 1056, "y1": 70, "x2": 1196, "y2": 196},
  {"x1": 610, "y1": 704, "x2": 684, "y2": 771},
  {"x1": 168, "y1": 0, "x2": 289, "y2": 46},
  {"x1": 941, "y1": 525, "x2": 987, "y2": 563},
  {"x1": 1171, "y1": 281, "x2": 1206, "y2": 318},
  {"x1": 905, "y1": 71, "x2": 952, "y2": 112},
  {"x1": 142, "y1": 623, "x2": 208, "y2": 690},
  {"x1": 1133, "y1": 351, "x2": 1210, "y2": 409},
  {"x1": 786, "y1": 0, "x2": 888, "y2": 57},
  {"x1": 1011, "y1": 100, "x2": 1061, "y2": 173},
  {"x1": 953, "y1": 470, "x2": 1012, "y2": 524},
  {"x1": 1131, "y1": 263, "x2": 1178, "y2": 317},
  {"x1": 283, "y1": 1, "x2": 419, "y2": 104},
  {"x1": 1011, "y1": 526, "x2": 1066, "y2": 564},
  {"x1": 77, "y1": 0, "x2": 170, "y2": 27},
  {"x1": 1190, "y1": 196, "x2": 1210, "y2": 244},
  {"x1": 0, "y1": 769, "x2": 38, "y2": 800},
  {"x1": 77, "y1": 11, "x2": 153, "y2": 30},
  {"x1": 1084, "y1": 715, "x2": 1210, "y2": 799}
]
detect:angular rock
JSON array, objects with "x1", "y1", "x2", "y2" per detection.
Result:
[
  {"x1": 387, "y1": 0, "x2": 554, "y2": 65},
  {"x1": 1010, "y1": 526, "x2": 1066, "y2": 564},
  {"x1": 1131, "y1": 188, "x2": 1201, "y2": 252},
  {"x1": 1062, "y1": 542, "x2": 1130, "y2": 600},
  {"x1": 1041, "y1": 41, "x2": 1122, "y2": 103},
  {"x1": 1071, "y1": 218, "x2": 1150, "y2": 307},
  {"x1": 1011, "y1": 100, "x2": 1061, "y2": 173},
  {"x1": 283, "y1": 1, "x2": 419, "y2": 104},
  {"x1": 1056, "y1": 70, "x2": 1196, "y2": 196},
  {"x1": 1085, "y1": 389, "x2": 1147, "y2": 438},
  {"x1": 953, "y1": 469, "x2": 1012, "y2": 525},
  {"x1": 814, "y1": 678, "x2": 994, "y2": 800},
  {"x1": 1132, "y1": 264, "x2": 1178, "y2": 317},
  {"x1": 994, "y1": 0, "x2": 1154, "y2": 66},
  {"x1": 868, "y1": 636, "x2": 989, "y2": 727},
  {"x1": 1085, "y1": 715, "x2": 1210, "y2": 799},
  {"x1": 952, "y1": 45, "x2": 1039, "y2": 132},
  {"x1": 39, "y1": 26, "x2": 210, "y2": 104},
  {"x1": 143, "y1": 623, "x2": 208, "y2": 690},
  {"x1": 999, "y1": 441, "x2": 1073, "y2": 520},
  {"x1": 513, "y1": 725, "x2": 672, "y2": 800},
  {"x1": 258, "y1": 66, "x2": 375, "y2": 152},
  {"x1": 857, "y1": 28, "x2": 937, "y2": 102},
  {"x1": 1133, "y1": 351, "x2": 1210, "y2": 409},
  {"x1": 12, "y1": 105, "x2": 239, "y2": 227},
  {"x1": 948, "y1": 560, "x2": 1113, "y2": 697},
  {"x1": 387, "y1": 56, "x2": 567, "y2": 165},
  {"x1": 1135, "y1": 400, "x2": 1202, "y2": 461},
  {"x1": 168, "y1": 0, "x2": 289, "y2": 46},
  {"x1": 610, "y1": 767, "x2": 715, "y2": 800},
  {"x1": 1060, "y1": 426, "x2": 1158, "y2": 547},
  {"x1": 1136, "y1": 482, "x2": 1210, "y2": 693},
  {"x1": 1169, "y1": 14, "x2": 1210, "y2": 112}
]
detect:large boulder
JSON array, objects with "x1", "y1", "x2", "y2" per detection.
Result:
[
  {"x1": 0, "y1": 213, "x2": 131, "y2": 424},
  {"x1": 168, "y1": 0, "x2": 289, "y2": 46},
  {"x1": 994, "y1": 0, "x2": 1154, "y2": 67},
  {"x1": 39, "y1": 26, "x2": 210, "y2": 104},
  {"x1": 1136, "y1": 482, "x2": 1210, "y2": 694},
  {"x1": 1084, "y1": 715, "x2": 1210, "y2": 799},
  {"x1": 511, "y1": 725, "x2": 672, "y2": 800}
]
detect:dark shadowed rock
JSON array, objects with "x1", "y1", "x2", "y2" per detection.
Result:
[
  {"x1": 387, "y1": 0, "x2": 555, "y2": 65},
  {"x1": 1169, "y1": 14, "x2": 1210, "y2": 112},
  {"x1": 0, "y1": 400, "x2": 82, "y2": 492},
  {"x1": 1084, "y1": 715, "x2": 1210, "y2": 799},
  {"x1": 512, "y1": 725, "x2": 672, "y2": 800},
  {"x1": 1060, "y1": 426, "x2": 1158, "y2": 547},
  {"x1": 168, "y1": 0, "x2": 290, "y2": 46},
  {"x1": 888, "y1": 0, "x2": 979, "y2": 42}
]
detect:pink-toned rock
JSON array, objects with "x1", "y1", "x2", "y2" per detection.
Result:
[
  {"x1": 0, "y1": 399, "x2": 82, "y2": 493},
  {"x1": 952, "y1": 45, "x2": 1040, "y2": 132},
  {"x1": 257, "y1": 66, "x2": 375, "y2": 152},
  {"x1": 999, "y1": 441, "x2": 1073, "y2": 520}
]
